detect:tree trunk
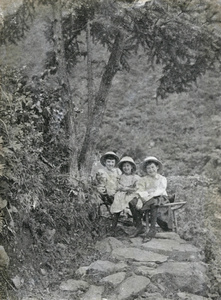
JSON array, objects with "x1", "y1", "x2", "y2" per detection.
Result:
[
  {"x1": 52, "y1": 0, "x2": 79, "y2": 182},
  {"x1": 78, "y1": 31, "x2": 125, "y2": 174},
  {"x1": 86, "y1": 21, "x2": 94, "y2": 118}
]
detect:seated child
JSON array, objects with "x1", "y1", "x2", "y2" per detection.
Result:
[
  {"x1": 94, "y1": 151, "x2": 121, "y2": 209},
  {"x1": 110, "y1": 156, "x2": 140, "y2": 233},
  {"x1": 129, "y1": 156, "x2": 172, "y2": 242}
]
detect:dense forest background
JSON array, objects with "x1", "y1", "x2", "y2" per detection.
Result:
[{"x1": 0, "y1": 0, "x2": 221, "y2": 299}]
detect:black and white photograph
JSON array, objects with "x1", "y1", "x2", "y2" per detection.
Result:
[{"x1": 0, "y1": 0, "x2": 221, "y2": 299}]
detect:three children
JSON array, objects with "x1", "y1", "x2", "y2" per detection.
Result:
[{"x1": 94, "y1": 152, "x2": 172, "y2": 241}]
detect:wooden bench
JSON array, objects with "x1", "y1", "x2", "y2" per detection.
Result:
[{"x1": 160, "y1": 201, "x2": 186, "y2": 232}]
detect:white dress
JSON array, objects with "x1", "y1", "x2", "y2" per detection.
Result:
[
  {"x1": 110, "y1": 174, "x2": 140, "y2": 214},
  {"x1": 136, "y1": 173, "x2": 168, "y2": 206}
]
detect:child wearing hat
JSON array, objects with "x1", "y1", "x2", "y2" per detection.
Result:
[
  {"x1": 129, "y1": 156, "x2": 172, "y2": 242},
  {"x1": 110, "y1": 156, "x2": 140, "y2": 233},
  {"x1": 95, "y1": 151, "x2": 122, "y2": 208}
]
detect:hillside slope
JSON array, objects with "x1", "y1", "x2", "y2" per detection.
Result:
[{"x1": 99, "y1": 54, "x2": 221, "y2": 181}]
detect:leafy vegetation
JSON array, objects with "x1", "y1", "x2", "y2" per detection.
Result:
[{"x1": 0, "y1": 66, "x2": 104, "y2": 298}]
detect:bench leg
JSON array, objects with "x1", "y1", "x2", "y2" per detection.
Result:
[{"x1": 173, "y1": 210, "x2": 178, "y2": 232}]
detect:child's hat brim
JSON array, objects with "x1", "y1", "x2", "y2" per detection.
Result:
[
  {"x1": 100, "y1": 151, "x2": 120, "y2": 166},
  {"x1": 118, "y1": 156, "x2": 136, "y2": 171},
  {"x1": 141, "y1": 156, "x2": 163, "y2": 173}
]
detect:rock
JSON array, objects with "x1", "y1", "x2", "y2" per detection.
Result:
[
  {"x1": 112, "y1": 247, "x2": 168, "y2": 263},
  {"x1": 148, "y1": 262, "x2": 209, "y2": 296},
  {"x1": 132, "y1": 261, "x2": 157, "y2": 268},
  {"x1": 129, "y1": 236, "x2": 143, "y2": 246},
  {"x1": 142, "y1": 238, "x2": 200, "y2": 261},
  {"x1": 80, "y1": 285, "x2": 104, "y2": 300},
  {"x1": 59, "y1": 279, "x2": 89, "y2": 291},
  {"x1": 12, "y1": 275, "x2": 24, "y2": 288},
  {"x1": 147, "y1": 282, "x2": 161, "y2": 293},
  {"x1": 76, "y1": 260, "x2": 127, "y2": 277},
  {"x1": 0, "y1": 245, "x2": 9, "y2": 267},
  {"x1": 76, "y1": 266, "x2": 88, "y2": 277},
  {"x1": 130, "y1": 232, "x2": 182, "y2": 244},
  {"x1": 40, "y1": 268, "x2": 47, "y2": 276},
  {"x1": 95, "y1": 237, "x2": 125, "y2": 253},
  {"x1": 100, "y1": 272, "x2": 126, "y2": 286},
  {"x1": 177, "y1": 292, "x2": 210, "y2": 299},
  {"x1": 108, "y1": 274, "x2": 150, "y2": 300},
  {"x1": 155, "y1": 232, "x2": 182, "y2": 240},
  {"x1": 142, "y1": 292, "x2": 170, "y2": 299},
  {"x1": 87, "y1": 260, "x2": 128, "y2": 274},
  {"x1": 134, "y1": 265, "x2": 156, "y2": 277}
]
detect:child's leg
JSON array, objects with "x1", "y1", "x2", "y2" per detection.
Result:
[
  {"x1": 143, "y1": 205, "x2": 158, "y2": 242},
  {"x1": 149, "y1": 205, "x2": 158, "y2": 235},
  {"x1": 129, "y1": 198, "x2": 144, "y2": 237},
  {"x1": 145, "y1": 210, "x2": 150, "y2": 233},
  {"x1": 111, "y1": 212, "x2": 120, "y2": 231}
]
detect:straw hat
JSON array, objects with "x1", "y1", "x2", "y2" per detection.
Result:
[
  {"x1": 118, "y1": 156, "x2": 136, "y2": 172},
  {"x1": 141, "y1": 156, "x2": 163, "y2": 173},
  {"x1": 100, "y1": 151, "x2": 120, "y2": 166}
]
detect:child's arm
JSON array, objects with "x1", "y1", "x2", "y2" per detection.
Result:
[{"x1": 117, "y1": 182, "x2": 135, "y2": 193}]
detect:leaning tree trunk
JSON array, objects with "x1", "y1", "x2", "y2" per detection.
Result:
[
  {"x1": 52, "y1": 0, "x2": 79, "y2": 182},
  {"x1": 78, "y1": 31, "x2": 125, "y2": 175},
  {"x1": 86, "y1": 21, "x2": 94, "y2": 120}
]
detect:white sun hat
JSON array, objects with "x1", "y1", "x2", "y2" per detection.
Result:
[
  {"x1": 118, "y1": 156, "x2": 136, "y2": 172},
  {"x1": 100, "y1": 151, "x2": 120, "y2": 166},
  {"x1": 141, "y1": 156, "x2": 163, "y2": 173}
]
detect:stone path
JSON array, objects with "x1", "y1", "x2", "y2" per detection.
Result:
[
  {"x1": 58, "y1": 229, "x2": 210, "y2": 300},
  {"x1": 0, "y1": 225, "x2": 211, "y2": 299}
]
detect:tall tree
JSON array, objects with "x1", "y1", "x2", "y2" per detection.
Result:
[
  {"x1": 1, "y1": 0, "x2": 221, "y2": 179},
  {"x1": 51, "y1": 0, "x2": 79, "y2": 179},
  {"x1": 77, "y1": 0, "x2": 221, "y2": 172}
]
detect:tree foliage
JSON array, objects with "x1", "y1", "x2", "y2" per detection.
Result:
[{"x1": 0, "y1": 0, "x2": 221, "y2": 179}]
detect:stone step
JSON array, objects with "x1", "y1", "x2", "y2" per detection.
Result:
[
  {"x1": 80, "y1": 285, "x2": 104, "y2": 300},
  {"x1": 129, "y1": 233, "x2": 202, "y2": 262},
  {"x1": 58, "y1": 234, "x2": 210, "y2": 299},
  {"x1": 76, "y1": 260, "x2": 128, "y2": 276},
  {"x1": 100, "y1": 271, "x2": 127, "y2": 286},
  {"x1": 177, "y1": 292, "x2": 210, "y2": 299},
  {"x1": 145, "y1": 261, "x2": 209, "y2": 296},
  {"x1": 142, "y1": 238, "x2": 201, "y2": 261},
  {"x1": 107, "y1": 274, "x2": 150, "y2": 300},
  {"x1": 111, "y1": 247, "x2": 168, "y2": 263}
]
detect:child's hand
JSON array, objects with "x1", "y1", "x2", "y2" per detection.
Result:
[
  {"x1": 120, "y1": 187, "x2": 133, "y2": 193},
  {"x1": 136, "y1": 198, "x2": 143, "y2": 210}
]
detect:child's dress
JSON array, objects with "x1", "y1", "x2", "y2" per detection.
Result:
[{"x1": 110, "y1": 173, "x2": 140, "y2": 214}]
